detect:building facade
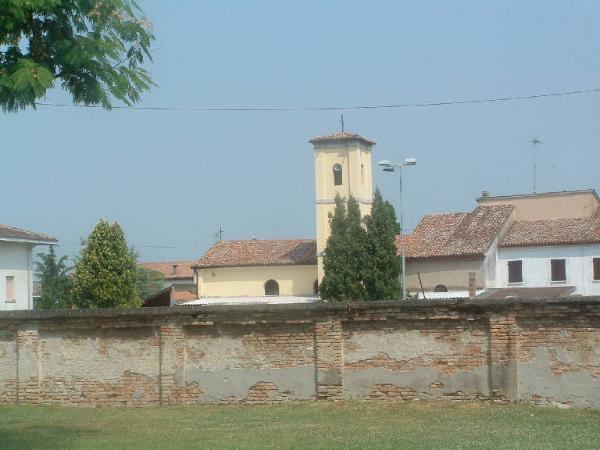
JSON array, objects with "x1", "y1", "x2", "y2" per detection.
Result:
[
  {"x1": 0, "y1": 224, "x2": 57, "y2": 310},
  {"x1": 404, "y1": 190, "x2": 600, "y2": 298},
  {"x1": 193, "y1": 132, "x2": 374, "y2": 299}
]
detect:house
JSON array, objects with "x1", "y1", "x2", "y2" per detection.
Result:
[
  {"x1": 138, "y1": 260, "x2": 197, "y2": 302},
  {"x1": 403, "y1": 189, "x2": 600, "y2": 298},
  {"x1": 191, "y1": 131, "x2": 374, "y2": 299},
  {"x1": 0, "y1": 224, "x2": 57, "y2": 310}
]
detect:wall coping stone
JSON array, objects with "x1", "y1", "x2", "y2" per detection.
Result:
[{"x1": 0, "y1": 296, "x2": 599, "y2": 324}]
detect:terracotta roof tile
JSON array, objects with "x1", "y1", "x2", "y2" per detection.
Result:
[
  {"x1": 397, "y1": 205, "x2": 514, "y2": 258},
  {"x1": 309, "y1": 132, "x2": 375, "y2": 146},
  {"x1": 139, "y1": 260, "x2": 195, "y2": 279},
  {"x1": 500, "y1": 213, "x2": 600, "y2": 248},
  {"x1": 194, "y1": 239, "x2": 317, "y2": 269},
  {"x1": 0, "y1": 224, "x2": 56, "y2": 243}
]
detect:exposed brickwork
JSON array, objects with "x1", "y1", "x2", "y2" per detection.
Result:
[
  {"x1": 315, "y1": 320, "x2": 343, "y2": 401},
  {"x1": 0, "y1": 298, "x2": 598, "y2": 407}
]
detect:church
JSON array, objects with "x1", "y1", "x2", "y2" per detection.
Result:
[
  {"x1": 178, "y1": 130, "x2": 600, "y2": 304},
  {"x1": 191, "y1": 131, "x2": 375, "y2": 299}
]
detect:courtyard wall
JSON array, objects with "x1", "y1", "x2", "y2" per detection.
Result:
[{"x1": 0, "y1": 297, "x2": 598, "y2": 407}]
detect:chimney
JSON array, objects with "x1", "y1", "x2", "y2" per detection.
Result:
[
  {"x1": 468, "y1": 272, "x2": 477, "y2": 298},
  {"x1": 171, "y1": 264, "x2": 178, "y2": 276}
]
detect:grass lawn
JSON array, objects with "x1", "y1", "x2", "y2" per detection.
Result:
[{"x1": 1, "y1": 402, "x2": 599, "y2": 449}]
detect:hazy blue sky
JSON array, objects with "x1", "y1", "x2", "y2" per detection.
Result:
[{"x1": 2, "y1": 0, "x2": 599, "y2": 262}]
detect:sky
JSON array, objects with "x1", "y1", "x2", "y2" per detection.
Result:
[{"x1": 2, "y1": 0, "x2": 599, "y2": 263}]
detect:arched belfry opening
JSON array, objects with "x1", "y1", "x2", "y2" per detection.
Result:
[{"x1": 333, "y1": 163, "x2": 343, "y2": 186}]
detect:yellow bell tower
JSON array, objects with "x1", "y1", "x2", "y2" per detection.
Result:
[{"x1": 309, "y1": 132, "x2": 375, "y2": 283}]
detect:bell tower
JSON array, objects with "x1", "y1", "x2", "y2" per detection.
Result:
[{"x1": 309, "y1": 132, "x2": 375, "y2": 283}]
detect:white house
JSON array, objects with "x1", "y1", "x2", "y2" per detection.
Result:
[
  {"x1": 404, "y1": 189, "x2": 600, "y2": 298},
  {"x1": 0, "y1": 224, "x2": 57, "y2": 310},
  {"x1": 495, "y1": 215, "x2": 600, "y2": 296}
]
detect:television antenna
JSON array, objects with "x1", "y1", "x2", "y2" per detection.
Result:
[{"x1": 530, "y1": 138, "x2": 543, "y2": 194}]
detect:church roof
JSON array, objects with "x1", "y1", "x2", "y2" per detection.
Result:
[
  {"x1": 309, "y1": 132, "x2": 375, "y2": 146},
  {"x1": 194, "y1": 239, "x2": 317, "y2": 269}
]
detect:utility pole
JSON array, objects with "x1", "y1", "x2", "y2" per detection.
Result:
[{"x1": 530, "y1": 138, "x2": 543, "y2": 194}]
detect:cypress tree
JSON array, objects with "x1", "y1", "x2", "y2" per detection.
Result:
[
  {"x1": 34, "y1": 245, "x2": 72, "y2": 309},
  {"x1": 364, "y1": 188, "x2": 401, "y2": 300},
  {"x1": 72, "y1": 219, "x2": 139, "y2": 308},
  {"x1": 320, "y1": 194, "x2": 367, "y2": 301}
]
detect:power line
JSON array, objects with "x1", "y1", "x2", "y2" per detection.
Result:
[{"x1": 34, "y1": 86, "x2": 600, "y2": 113}]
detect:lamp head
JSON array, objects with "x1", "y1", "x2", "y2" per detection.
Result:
[
  {"x1": 378, "y1": 160, "x2": 392, "y2": 167},
  {"x1": 403, "y1": 158, "x2": 417, "y2": 166}
]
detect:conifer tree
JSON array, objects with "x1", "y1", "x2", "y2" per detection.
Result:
[
  {"x1": 1, "y1": 0, "x2": 154, "y2": 112},
  {"x1": 136, "y1": 266, "x2": 164, "y2": 300},
  {"x1": 34, "y1": 245, "x2": 72, "y2": 309},
  {"x1": 364, "y1": 188, "x2": 401, "y2": 300},
  {"x1": 320, "y1": 195, "x2": 367, "y2": 301},
  {"x1": 72, "y1": 219, "x2": 139, "y2": 308}
]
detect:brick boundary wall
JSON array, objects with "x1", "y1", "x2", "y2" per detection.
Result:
[{"x1": 0, "y1": 297, "x2": 599, "y2": 407}]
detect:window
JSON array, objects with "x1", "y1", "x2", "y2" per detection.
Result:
[
  {"x1": 551, "y1": 259, "x2": 566, "y2": 282},
  {"x1": 508, "y1": 260, "x2": 523, "y2": 283},
  {"x1": 5, "y1": 276, "x2": 15, "y2": 302},
  {"x1": 434, "y1": 284, "x2": 447, "y2": 293},
  {"x1": 333, "y1": 163, "x2": 342, "y2": 186},
  {"x1": 360, "y1": 164, "x2": 365, "y2": 185},
  {"x1": 264, "y1": 279, "x2": 279, "y2": 296},
  {"x1": 593, "y1": 258, "x2": 600, "y2": 281}
]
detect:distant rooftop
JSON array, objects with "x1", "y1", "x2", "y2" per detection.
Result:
[
  {"x1": 309, "y1": 131, "x2": 375, "y2": 146},
  {"x1": 139, "y1": 260, "x2": 195, "y2": 279},
  {"x1": 477, "y1": 189, "x2": 599, "y2": 203},
  {"x1": 0, "y1": 224, "x2": 57, "y2": 244}
]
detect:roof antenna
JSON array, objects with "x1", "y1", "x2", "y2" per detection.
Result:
[
  {"x1": 340, "y1": 114, "x2": 345, "y2": 132},
  {"x1": 530, "y1": 138, "x2": 543, "y2": 194}
]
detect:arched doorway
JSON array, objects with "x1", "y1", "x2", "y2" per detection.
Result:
[{"x1": 264, "y1": 279, "x2": 279, "y2": 296}]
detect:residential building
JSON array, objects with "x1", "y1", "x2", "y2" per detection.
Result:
[
  {"x1": 0, "y1": 224, "x2": 57, "y2": 310},
  {"x1": 404, "y1": 190, "x2": 600, "y2": 298}
]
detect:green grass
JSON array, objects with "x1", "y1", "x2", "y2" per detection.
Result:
[{"x1": 0, "y1": 402, "x2": 599, "y2": 449}]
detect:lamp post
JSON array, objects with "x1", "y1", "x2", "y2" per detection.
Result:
[{"x1": 378, "y1": 158, "x2": 416, "y2": 301}]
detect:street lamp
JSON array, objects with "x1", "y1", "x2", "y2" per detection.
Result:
[{"x1": 378, "y1": 158, "x2": 417, "y2": 301}]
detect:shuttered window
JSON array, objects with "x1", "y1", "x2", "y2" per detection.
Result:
[
  {"x1": 5, "y1": 276, "x2": 15, "y2": 302},
  {"x1": 508, "y1": 260, "x2": 522, "y2": 283},
  {"x1": 551, "y1": 259, "x2": 566, "y2": 282}
]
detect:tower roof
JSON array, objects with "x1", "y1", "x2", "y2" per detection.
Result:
[{"x1": 309, "y1": 132, "x2": 375, "y2": 146}]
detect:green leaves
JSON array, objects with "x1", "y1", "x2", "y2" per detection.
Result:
[
  {"x1": 71, "y1": 219, "x2": 140, "y2": 308},
  {"x1": 320, "y1": 190, "x2": 401, "y2": 302},
  {"x1": 0, "y1": 0, "x2": 155, "y2": 112},
  {"x1": 34, "y1": 244, "x2": 72, "y2": 309},
  {"x1": 364, "y1": 188, "x2": 402, "y2": 300},
  {"x1": 320, "y1": 194, "x2": 368, "y2": 302}
]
